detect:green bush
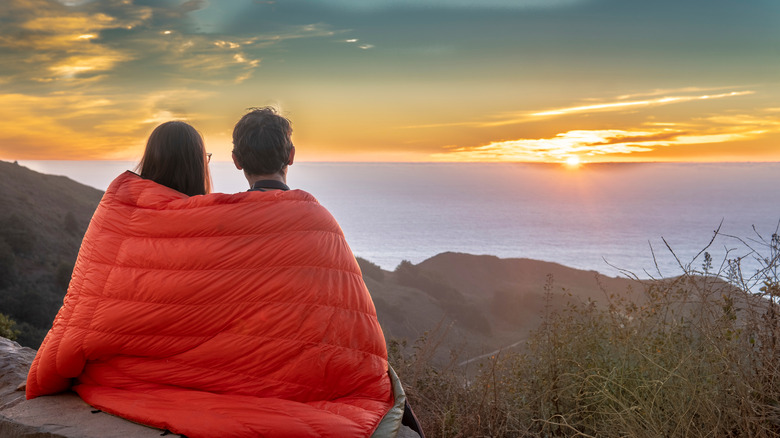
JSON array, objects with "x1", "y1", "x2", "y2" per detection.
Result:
[{"x1": 0, "y1": 312, "x2": 20, "y2": 341}]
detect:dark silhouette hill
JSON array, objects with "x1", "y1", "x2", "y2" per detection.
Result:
[{"x1": 0, "y1": 160, "x2": 103, "y2": 346}]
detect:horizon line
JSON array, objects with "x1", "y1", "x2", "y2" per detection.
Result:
[{"x1": 7, "y1": 158, "x2": 780, "y2": 165}]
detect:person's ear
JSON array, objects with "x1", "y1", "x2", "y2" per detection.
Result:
[
  {"x1": 288, "y1": 146, "x2": 295, "y2": 166},
  {"x1": 232, "y1": 151, "x2": 243, "y2": 170}
]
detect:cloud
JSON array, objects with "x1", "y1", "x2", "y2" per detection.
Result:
[
  {"x1": 0, "y1": 89, "x2": 214, "y2": 160},
  {"x1": 49, "y1": 53, "x2": 130, "y2": 79},
  {"x1": 343, "y1": 37, "x2": 374, "y2": 50},
  {"x1": 0, "y1": 0, "x2": 150, "y2": 83},
  {"x1": 431, "y1": 113, "x2": 780, "y2": 163},
  {"x1": 214, "y1": 40, "x2": 242, "y2": 49},
  {"x1": 119, "y1": 22, "x2": 337, "y2": 84},
  {"x1": 179, "y1": 0, "x2": 208, "y2": 13},
  {"x1": 432, "y1": 129, "x2": 667, "y2": 162},
  {"x1": 0, "y1": 0, "x2": 333, "y2": 87},
  {"x1": 612, "y1": 86, "x2": 748, "y2": 101},
  {"x1": 529, "y1": 91, "x2": 755, "y2": 118},
  {"x1": 54, "y1": 0, "x2": 93, "y2": 6},
  {"x1": 0, "y1": 92, "x2": 135, "y2": 159},
  {"x1": 406, "y1": 88, "x2": 756, "y2": 130},
  {"x1": 133, "y1": 30, "x2": 262, "y2": 83}
]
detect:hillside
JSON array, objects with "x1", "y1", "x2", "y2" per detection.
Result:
[
  {"x1": 360, "y1": 253, "x2": 642, "y2": 363},
  {"x1": 0, "y1": 160, "x2": 103, "y2": 346},
  {"x1": 0, "y1": 160, "x2": 644, "y2": 359}
]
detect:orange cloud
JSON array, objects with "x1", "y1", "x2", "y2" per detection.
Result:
[
  {"x1": 21, "y1": 13, "x2": 118, "y2": 32},
  {"x1": 0, "y1": 2, "x2": 149, "y2": 83},
  {"x1": 432, "y1": 129, "x2": 665, "y2": 162},
  {"x1": 612, "y1": 85, "x2": 747, "y2": 100},
  {"x1": 431, "y1": 112, "x2": 779, "y2": 163},
  {"x1": 49, "y1": 53, "x2": 130, "y2": 79},
  {"x1": 529, "y1": 91, "x2": 754, "y2": 117},
  {"x1": 406, "y1": 88, "x2": 756, "y2": 129},
  {"x1": 0, "y1": 89, "x2": 214, "y2": 160}
]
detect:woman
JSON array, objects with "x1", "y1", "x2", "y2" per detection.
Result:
[{"x1": 137, "y1": 120, "x2": 212, "y2": 196}]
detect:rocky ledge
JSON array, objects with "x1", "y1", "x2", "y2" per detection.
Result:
[
  {"x1": 0, "y1": 337, "x2": 162, "y2": 438},
  {"x1": 1, "y1": 338, "x2": 420, "y2": 438}
]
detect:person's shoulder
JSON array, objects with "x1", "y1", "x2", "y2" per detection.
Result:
[
  {"x1": 186, "y1": 189, "x2": 326, "y2": 213},
  {"x1": 223, "y1": 189, "x2": 323, "y2": 208},
  {"x1": 286, "y1": 189, "x2": 318, "y2": 203},
  {"x1": 247, "y1": 188, "x2": 319, "y2": 203}
]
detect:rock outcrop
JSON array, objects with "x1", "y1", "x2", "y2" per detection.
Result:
[
  {"x1": 1, "y1": 337, "x2": 421, "y2": 437},
  {"x1": 0, "y1": 337, "x2": 162, "y2": 438}
]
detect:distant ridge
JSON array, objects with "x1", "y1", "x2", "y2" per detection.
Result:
[{"x1": 360, "y1": 252, "x2": 642, "y2": 362}]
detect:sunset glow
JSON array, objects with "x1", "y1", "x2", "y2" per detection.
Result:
[{"x1": 0, "y1": 0, "x2": 778, "y2": 163}]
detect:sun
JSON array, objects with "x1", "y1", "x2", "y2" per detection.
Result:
[{"x1": 565, "y1": 156, "x2": 581, "y2": 167}]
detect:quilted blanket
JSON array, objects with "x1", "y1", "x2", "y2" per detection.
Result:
[{"x1": 26, "y1": 171, "x2": 394, "y2": 437}]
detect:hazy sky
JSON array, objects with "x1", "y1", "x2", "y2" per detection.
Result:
[{"x1": 1, "y1": 0, "x2": 778, "y2": 162}]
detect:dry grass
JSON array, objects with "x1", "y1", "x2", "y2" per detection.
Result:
[{"x1": 390, "y1": 230, "x2": 780, "y2": 437}]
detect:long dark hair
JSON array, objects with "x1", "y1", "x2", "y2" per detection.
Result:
[{"x1": 137, "y1": 121, "x2": 212, "y2": 196}]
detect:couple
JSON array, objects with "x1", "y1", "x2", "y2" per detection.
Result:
[{"x1": 26, "y1": 108, "x2": 422, "y2": 438}]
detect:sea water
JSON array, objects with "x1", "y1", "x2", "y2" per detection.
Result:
[{"x1": 17, "y1": 161, "x2": 780, "y2": 280}]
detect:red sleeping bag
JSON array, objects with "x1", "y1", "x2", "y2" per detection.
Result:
[{"x1": 26, "y1": 171, "x2": 394, "y2": 437}]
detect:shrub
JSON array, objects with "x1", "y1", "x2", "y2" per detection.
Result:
[
  {"x1": 0, "y1": 312, "x2": 20, "y2": 341},
  {"x1": 0, "y1": 238, "x2": 16, "y2": 288},
  {"x1": 55, "y1": 261, "x2": 74, "y2": 290},
  {"x1": 0, "y1": 214, "x2": 36, "y2": 254},
  {"x1": 391, "y1": 228, "x2": 780, "y2": 437},
  {"x1": 63, "y1": 211, "x2": 80, "y2": 235},
  {"x1": 357, "y1": 257, "x2": 385, "y2": 281}
]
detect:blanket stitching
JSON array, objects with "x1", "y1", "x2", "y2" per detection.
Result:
[
  {"x1": 115, "y1": 193, "x2": 322, "y2": 210},
  {"x1": 68, "y1": 328, "x2": 387, "y2": 360},
  {"x1": 158, "y1": 346, "x2": 387, "y2": 395},
  {"x1": 78, "y1": 259, "x2": 364, "y2": 280},
  {"x1": 96, "y1": 227, "x2": 345, "y2": 240},
  {"x1": 81, "y1": 297, "x2": 376, "y2": 318}
]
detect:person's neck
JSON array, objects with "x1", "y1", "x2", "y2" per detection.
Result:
[{"x1": 245, "y1": 170, "x2": 287, "y2": 188}]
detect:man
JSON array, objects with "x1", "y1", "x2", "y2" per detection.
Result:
[{"x1": 228, "y1": 106, "x2": 424, "y2": 438}]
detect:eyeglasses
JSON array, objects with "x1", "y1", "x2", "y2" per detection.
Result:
[{"x1": 206, "y1": 153, "x2": 212, "y2": 163}]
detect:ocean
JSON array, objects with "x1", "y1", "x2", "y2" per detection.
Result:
[{"x1": 17, "y1": 160, "x2": 780, "y2": 281}]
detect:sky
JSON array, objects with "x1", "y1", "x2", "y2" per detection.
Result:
[{"x1": 0, "y1": 0, "x2": 778, "y2": 163}]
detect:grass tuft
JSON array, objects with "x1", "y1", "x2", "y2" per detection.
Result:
[{"x1": 391, "y1": 227, "x2": 780, "y2": 437}]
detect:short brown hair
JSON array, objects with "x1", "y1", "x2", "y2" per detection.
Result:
[
  {"x1": 137, "y1": 121, "x2": 212, "y2": 196},
  {"x1": 232, "y1": 107, "x2": 293, "y2": 176}
]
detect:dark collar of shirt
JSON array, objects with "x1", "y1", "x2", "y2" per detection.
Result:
[{"x1": 249, "y1": 180, "x2": 290, "y2": 192}]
